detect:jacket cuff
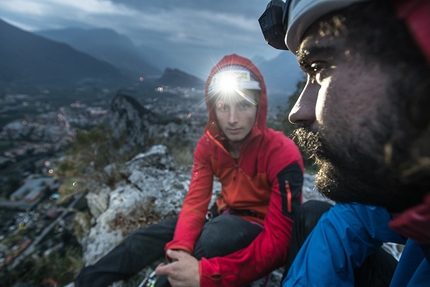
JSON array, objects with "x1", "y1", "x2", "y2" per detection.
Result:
[{"x1": 199, "y1": 257, "x2": 231, "y2": 287}]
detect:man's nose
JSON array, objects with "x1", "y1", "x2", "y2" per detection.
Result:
[
  {"x1": 289, "y1": 81, "x2": 317, "y2": 125},
  {"x1": 228, "y1": 109, "x2": 239, "y2": 124}
]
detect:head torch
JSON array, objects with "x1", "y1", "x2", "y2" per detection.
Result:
[
  {"x1": 208, "y1": 67, "x2": 261, "y2": 106},
  {"x1": 258, "y1": 0, "x2": 290, "y2": 50}
]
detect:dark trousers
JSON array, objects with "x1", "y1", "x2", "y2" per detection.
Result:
[
  {"x1": 282, "y1": 200, "x2": 398, "y2": 287},
  {"x1": 74, "y1": 215, "x2": 262, "y2": 287}
]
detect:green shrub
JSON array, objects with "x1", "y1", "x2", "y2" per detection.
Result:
[
  {"x1": 3, "y1": 247, "x2": 83, "y2": 286},
  {"x1": 54, "y1": 124, "x2": 131, "y2": 194},
  {"x1": 170, "y1": 146, "x2": 194, "y2": 168}
]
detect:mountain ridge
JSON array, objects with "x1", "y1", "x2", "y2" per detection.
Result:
[
  {"x1": 0, "y1": 18, "x2": 128, "y2": 86},
  {"x1": 0, "y1": 18, "x2": 303, "y2": 108},
  {"x1": 36, "y1": 27, "x2": 162, "y2": 78}
]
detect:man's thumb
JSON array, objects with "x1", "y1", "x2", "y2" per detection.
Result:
[{"x1": 155, "y1": 262, "x2": 167, "y2": 276}]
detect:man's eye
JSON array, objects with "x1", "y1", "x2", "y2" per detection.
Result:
[
  {"x1": 309, "y1": 61, "x2": 330, "y2": 84},
  {"x1": 310, "y1": 61, "x2": 326, "y2": 73},
  {"x1": 216, "y1": 103, "x2": 228, "y2": 111},
  {"x1": 238, "y1": 102, "x2": 251, "y2": 110}
]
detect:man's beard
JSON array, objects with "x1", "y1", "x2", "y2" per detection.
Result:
[{"x1": 293, "y1": 123, "x2": 427, "y2": 213}]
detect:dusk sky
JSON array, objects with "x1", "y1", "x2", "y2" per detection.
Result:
[{"x1": 0, "y1": 0, "x2": 284, "y2": 77}]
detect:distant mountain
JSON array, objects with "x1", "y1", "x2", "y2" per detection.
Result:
[
  {"x1": 0, "y1": 19, "x2": 127, "y2": 86},
  {"x1": 36, "y1": 28, "x2": 162, "y2": 78},
  {"x1": 0, "y1": 16, "x2": 302, "y2": 104},
  {"x1": 254, "y1": 52, "x2": 305, "y2": 108},
  {"x1": 155, "y1": 68, "x2": 205, "y2": 88},
  {"x1": 136, "y1": 45, "x2": 188, "y2": 76}
]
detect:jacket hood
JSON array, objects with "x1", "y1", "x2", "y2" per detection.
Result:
[{"x1": 204, "y1": 54, "x2": 268, "y2": 140}]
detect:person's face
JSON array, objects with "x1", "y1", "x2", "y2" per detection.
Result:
[
  {"x1": 215, "y1": 90, "x2": 258, "y2": 142},
  {"x1": 288, "y1": 21, "x2": 418, "y2": 211},
  {"x1": 290, "y1": 22, "x2": 392, "y2": 144}
]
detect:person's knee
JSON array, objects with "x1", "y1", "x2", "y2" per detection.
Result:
[
  {"x1": 296, "y1": 200, "x2": 332, "y2": 235},
  {"x1": 194, "y1": 215, "x2": 262, "y2": 259},
  {"x1": 197, "y1": 216, "x2": 230, "y2": 249},
  {"x1": 299, "y1": 200, "x2": 332, "y2": 216},
  {"x1": 201, "y1": 215, "x2": 259, "y2": 243}
]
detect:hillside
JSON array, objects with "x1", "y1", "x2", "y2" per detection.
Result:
[
  {"x1": 155, "y1": 68, "x2": 205, "y2": 88},
  {"x1": 0, "y1": 19, "x2": 127, "y2": 86},
  {"x1": 36, "y1": 27, "x2": 162, "y2": 78}
]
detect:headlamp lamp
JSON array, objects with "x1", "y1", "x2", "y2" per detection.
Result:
[
  {"x1": 208, "y1": 67, "x2": 261, "y2": 106},
  {"x1": 216, "y1": 71, "x2": 242, "y2": 94}
]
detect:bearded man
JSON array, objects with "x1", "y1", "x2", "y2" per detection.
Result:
[{"x1": 259, "y1": 0, "x2": 430, "y2": 286}]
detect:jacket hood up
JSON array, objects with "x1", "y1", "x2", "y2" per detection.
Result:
[{"x1": 204, "y1": 54, "x2": 268, "y2": 142}]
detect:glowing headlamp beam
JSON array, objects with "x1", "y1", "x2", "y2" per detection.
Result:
[
  {"x1": 215, "y1": 74, "x2": 258, "y2": 106},
  {"x1": 218, "y1": 74, "x2": 239, "y2": 93}
]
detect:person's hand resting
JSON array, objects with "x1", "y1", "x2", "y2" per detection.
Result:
[{"x1": 155, "y1": 249, "x2": 200, "y2": 287}]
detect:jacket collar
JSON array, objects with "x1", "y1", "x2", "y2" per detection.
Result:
[{"x1": 389, "y1": 192, "x2": 430, "y2": 244}]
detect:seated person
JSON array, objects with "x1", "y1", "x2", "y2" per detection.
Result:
[{"x1": 74, "y1": 53, "x2": 304, "y2": 287}]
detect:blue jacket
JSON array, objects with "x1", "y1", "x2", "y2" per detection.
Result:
[{"x1": 283, "y1": 203, "x2": 430, "y2": 286}]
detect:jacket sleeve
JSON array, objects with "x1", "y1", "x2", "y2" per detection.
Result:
[
  {"x1": 284, "y1": 203, "x2": 407, "y2": 287},
  {"x1": 199, "y1": 160, "x2": 304, "y2": 287},
  {"x1": 165, "y1": 137, "x2": 214, "y2": 254}
]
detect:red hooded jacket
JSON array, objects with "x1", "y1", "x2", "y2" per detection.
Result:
[{"x1": 165, "y1": 54, "x2": 304, "y2": 286}]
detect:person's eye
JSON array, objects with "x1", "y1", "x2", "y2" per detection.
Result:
[
  {"x1": 309, "y1": 61, "x2": 328, "y2": 84},
  {"x1": 216, "y1": 103, "x2": 228, "y2": 111},
  {"x1": 238, "y1": 101, "x2": 251, "y2": 110},
  {"x1": 310, "y1": 61, "x2": 327, "y2": 73}
]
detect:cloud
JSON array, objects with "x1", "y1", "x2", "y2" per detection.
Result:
[
  {"x1": 0, "y1": 0, "x2": 268, "y2": 44},
  {"x1": 0, "y1": 0, "x2": 136, "y2": 31},
  {"x1": 0, "y1": 0, "x2": 132, "y2": 16},
  {"x1": 0, "y1": 1, "x2": 49, "y2": 16}
]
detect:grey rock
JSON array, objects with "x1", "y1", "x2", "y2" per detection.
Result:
[
  {"x1": 127, "y1": 145, "x2": 175, "y2": 171},
  {"x1": 81, "y1": 145, "x2": 190, "y2": 266},
  {"x1": 302, "y1": 173, "x2": 334, "y2": 204},
  {"x1": 79, "y1": 145, "x2": 320, "y2": 286},
  {"x1": 85, "y1": 186, "x2": 110, "y2": 218},
  {"x1": 108, "y1": 93, "x2": 159, "y2": 154},
  {"x1": 107, "y1": 93, "x2": 189, "y2": 156}
]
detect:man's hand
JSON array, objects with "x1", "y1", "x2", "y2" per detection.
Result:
[{"x1": 155, "y1": 250, "x2": 200, "y2": 287}]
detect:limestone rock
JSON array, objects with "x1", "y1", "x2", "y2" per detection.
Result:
[
  {"x1": 79, "y1": 142, "x2": 333, "y2": 286},
  {"x1": 81, "y1": 145, "x2": 190, "y2": 266},
  {"x1": 108, "y1": 93, "x2": 155, "y2": 155},
  {"x1": 302, "y1": 173, "x2": 334, "y2": 204},
  {"x1": 85, "y1": 186, "x2": 110, "y2": 219},
  {"x1": 108, "y1": 92, "x2": 188, "y2": 156}
]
